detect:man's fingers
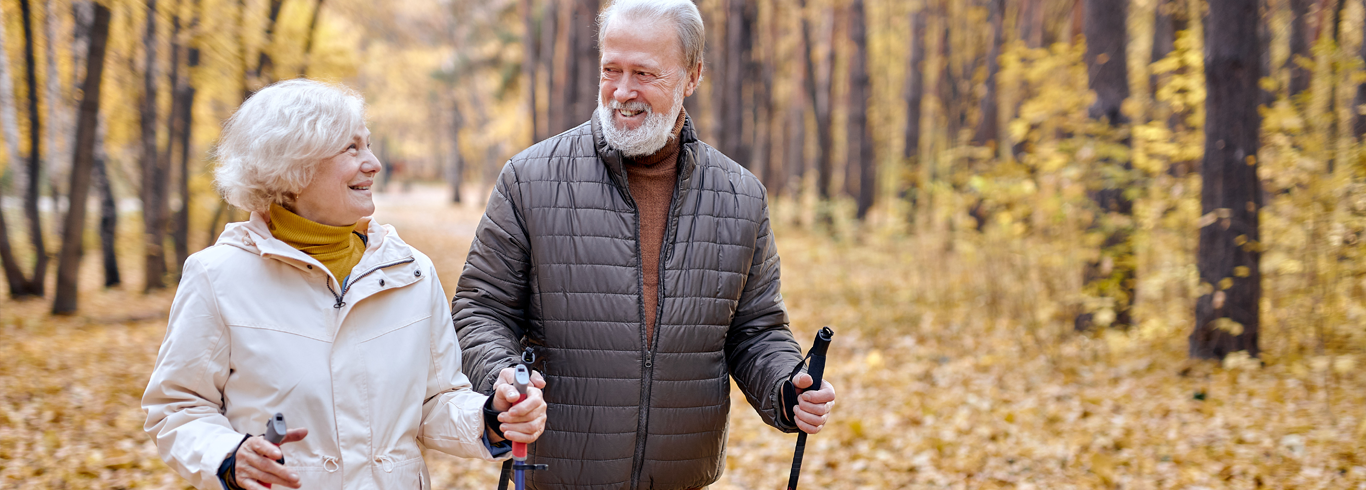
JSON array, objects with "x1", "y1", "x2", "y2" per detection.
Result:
[
  {"x1": 499, "y1": 389, "x2": 546, "y2": 421},
  {"x1": 501, "y1": 414, "x2": 548, "y2": 443},
  {"x1": 792, "y1": 372, "x2": 813, "y2": 390},
  {"x1": 794, "y1": 407, "x2": 827, "y2": 434},
  {"x1": 530, "y1": 370, "x2": 547, "y2": 389},
  {"x1": 799, "y1": 382, "x2": 836, "y2": 404}
]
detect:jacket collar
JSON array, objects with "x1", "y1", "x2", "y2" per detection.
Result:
[
  {"x1": 216, "y1": 212, "x2": 416, "y2": 279},
  {"x1": 592, "y1": 111, "x2": 700, "y2": 197}
]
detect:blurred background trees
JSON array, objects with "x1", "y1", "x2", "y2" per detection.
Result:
[{"x1": 0, "y1": 0, "x2": 1363, "y2": 363}]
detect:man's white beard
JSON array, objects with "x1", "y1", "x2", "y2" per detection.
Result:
[{"x1": 596, "y1": 84, "x2": 686, "y2": 158}]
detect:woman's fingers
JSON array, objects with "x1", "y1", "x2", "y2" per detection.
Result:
[
  {"x1": 236, "y1": 436, "x2": 301, "y2": 489},
  {"x1": 281, "y1": 427, "x2": 309, "y2": 444}
]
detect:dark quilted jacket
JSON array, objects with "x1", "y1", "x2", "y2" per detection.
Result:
[{"x1": 452, "y1": 115, "x2": 803, "y2": 490}]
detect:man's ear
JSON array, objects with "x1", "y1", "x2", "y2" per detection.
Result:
[{"x1": 684, "y1": 62, "x2": 703, "y2": 98}]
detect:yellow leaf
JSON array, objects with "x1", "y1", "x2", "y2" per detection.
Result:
[
  {"x1": 1218, "y1": 277, "x2": 1234, "y2": 290},
  {"x1": 865, "y1": 350, "x2": 884, "y2": 369},
  {"x1": 1234, "y1": 266, "x2": 1250, "y2": 277},
  {"x1": 1211, "y1": 317, "x2": 1244, "y2": 336}
]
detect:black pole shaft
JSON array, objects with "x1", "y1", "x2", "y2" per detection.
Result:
[{"x1": 787, "y1": 327, "x2": 833, "y2": 490}]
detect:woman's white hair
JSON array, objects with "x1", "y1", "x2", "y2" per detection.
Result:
[
  {"x1": 213, "y1": 78, "x2": 366, "y2": 213},
  {"x1": 597, "y1": 0, "x2": 705, "y2": 70}
]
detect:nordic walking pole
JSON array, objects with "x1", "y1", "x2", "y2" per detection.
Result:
[
  {"x1": 262, "y1": 413, "x2": 287, "y2": 488},
  {"x1": 787, "y1": 327, "x2": 833, "y2": 490},
  {"x1": 498, "y1": 349, "x2": 547, "y2": 490}
]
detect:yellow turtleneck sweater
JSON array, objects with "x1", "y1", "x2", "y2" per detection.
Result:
[{"x1": 268, "y1": 203, "x2": 366, "y2": 285}]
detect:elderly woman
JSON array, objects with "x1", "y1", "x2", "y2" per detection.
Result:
[{"x1": 142, "y1": 79, "x2": 546, "y2": 490}]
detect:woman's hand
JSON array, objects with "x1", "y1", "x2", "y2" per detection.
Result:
[
  {"x1": 234, "y1": 428, "x2": 308, "y2": 489},
  {"x1": 488, "y1": 367, "x2": 547, "y2": 444}
]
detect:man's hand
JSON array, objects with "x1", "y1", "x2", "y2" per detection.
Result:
[
  {"x1": 489, "y1": 367, "x2": 548, "y2": 444},
  {"x1": 234, "y1": 428, "x2": 308, "y2": 489},
  {"x1": 790, "y1": 373, "x2": 836, "y2": 434}
]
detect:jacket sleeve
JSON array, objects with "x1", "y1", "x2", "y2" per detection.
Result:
[
  {"x1": 724, "y1": 192, "x2": 805, "y2": 433},
  {"x1": 420, "y1": 263, "x2": 503, "y2": 461},
  {"x1": 452, "y1": 163, "x2": 532, "y2": 394},
  {"x1": 142, "y1": 256, "x2": 248, "y2": 490}
]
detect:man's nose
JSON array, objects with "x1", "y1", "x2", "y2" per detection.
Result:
[{"x1": 612, "y1": 78, "x2": 638, "y2": 103}]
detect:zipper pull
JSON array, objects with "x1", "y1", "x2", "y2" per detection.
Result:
[{"x1": 644, "y1": 352, "x2": 653, "y2": 369}]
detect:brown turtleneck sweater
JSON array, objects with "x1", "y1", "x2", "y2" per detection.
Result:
[{"x1": 626, "y1": 109, "x2": 687, "y2": 347}]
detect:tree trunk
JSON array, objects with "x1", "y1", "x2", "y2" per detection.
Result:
[
  {"x1": 19, "y1": 0, "x2": 49, "y2": 297},
  {"x1": 847, "y1": 0, "x2": 874, "y2": 219},
  {"x1": 52, "y1": 2, "x2": 110, "y2": 315},
  {"x1": 1193, "y1": 0, "x2": 1262, "y2": 359},
  {"x1": 973, "y1": 0, "x2": 1004, "y2": 149},
  {"x1": 904, "y1": 7, "x2": 926, "y2": 164},
  {"x1": 799, "y1": 0, "x2": 834, "y2": 205},
  {"x1": 570, "y1": 0, "x2": 599, "y2": 126},
  {"x1": 141, "y1": 0, "x2": 169, "y2": 291},
  {"x1": 93, "y1": 127, "x2": 118, "y2": 288},
  {"x1": 751, "y1": 0, "x2": 774, "y2": 186},
  {"x1": 171, "y1": 5, "x2": 200, "y2": 277},
  {"x1": 1085, "y1": 0, "x2": 1130, "y2": 124},
  {"x1": 164, "y1": 7, "x2": 186, "y2": 277},
  {"x1": 538, "y1": 0, "x2": 557, "y2": 140},
  {"x1": 45, "y1": 0, "x2": 68, "y2": 238},
  {"x1": 938, "y1": 0, "x2": 963, "y2": 142},
  {"x1": 450, "y1": 99, "x2": 465, "y2": 204},
  {"x1": 903, "y1": 6, "x2": 926, "y2": 216},
  {"x1": 244, "y1": 0, "x2": 285, "y2": 99},
  {"x1": 1019, "y1": 0, "x2": 1045, "y2": 48},
  {"x1": 1078, "y1": 0, "x2": 1136, "y2": 330},
  {"x1": 1288, "y1": 0, "x2": 1312, "y2": 99},
  {"x1": 0, "y1": 0, "x2": 27, "y2": 296},
  {"x1": 299, "y1": 0, "x2": 325, "y2": 77},
  {"x1": 523, "y1": 0, "x2": 538, "y2": 144},
  {"x1": 1354, "y1": 0, "x2": 1366, "y2": 138}
]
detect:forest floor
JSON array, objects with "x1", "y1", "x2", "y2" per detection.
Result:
[{"x1": 0, "y1": 184, "x2": 1363, "y2": 489}]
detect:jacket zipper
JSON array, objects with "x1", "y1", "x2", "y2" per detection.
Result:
[
  {"x1": 629, "y1": 146, "x2": 692, "y2": 490},
  {"x1": 327, "y1": 257, "x2": 415, "y2": 308}
]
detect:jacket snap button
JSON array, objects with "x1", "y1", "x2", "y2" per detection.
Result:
[
  {"x1": 414, "y1": 270, "x2": 421, "y2": 277},
  {"x1": 379, "y1": 279, "x2": 385, "y2": 287}
]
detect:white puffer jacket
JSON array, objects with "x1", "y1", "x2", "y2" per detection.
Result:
[{"x1": 143, "y1": 213, "x2": 498, "y2": 490}]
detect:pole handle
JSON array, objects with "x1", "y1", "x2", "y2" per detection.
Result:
[
  {"x1": 511, "y1": 365, "x2": 531, "y2": 460},
  {"x1": 787, "y1": 327, "x2": 834, "y2": 490}
]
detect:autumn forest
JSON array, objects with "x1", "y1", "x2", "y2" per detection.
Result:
[{"x1": 0, "y1": 0, "x2": 1364, "y2": 487}]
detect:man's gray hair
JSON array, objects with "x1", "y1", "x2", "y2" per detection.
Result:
[
  {"x1": 213, "y1": 79, "x2": 366, "y2": 213},
  {"x1": 597, "y1": 0, "x2": 705, "y2": 70}
]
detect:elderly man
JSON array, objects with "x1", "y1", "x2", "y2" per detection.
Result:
[{"x1": 452, "y1": 0, "x2": 836, "y2": 488}]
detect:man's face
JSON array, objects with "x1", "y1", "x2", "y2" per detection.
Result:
[{"x1": 596, "y1": 19, "x2": 700, "y2": 157}]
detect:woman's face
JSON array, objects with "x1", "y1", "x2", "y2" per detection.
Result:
[{"x1": 292, "y1": 126, "x2": 382, "y2": 227}]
